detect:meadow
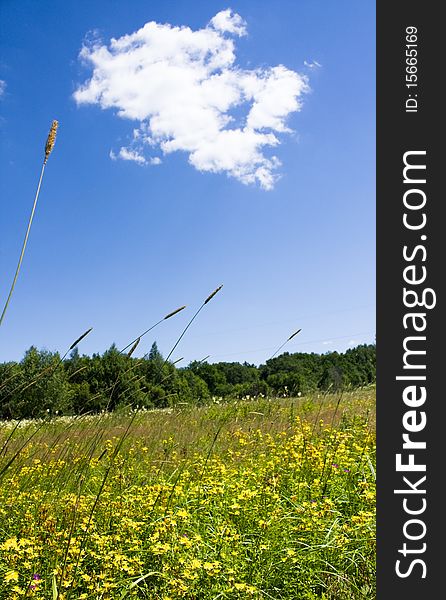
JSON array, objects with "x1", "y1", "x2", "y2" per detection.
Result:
[{"x1": 0, "y1": 388, "x2": 376, "y2": 599}]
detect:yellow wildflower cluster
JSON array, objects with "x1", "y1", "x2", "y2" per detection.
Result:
[{"x1": 0, "y1": 393, "x2": 376, "y2": 599}]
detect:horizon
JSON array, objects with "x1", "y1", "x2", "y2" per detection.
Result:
[{"x1": 1, "y1": 338, "x2": 376, "y2": 369}]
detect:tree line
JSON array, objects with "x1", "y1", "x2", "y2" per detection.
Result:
[{"x1": 0, "y1": 343, "x2": 375, "y2": 420}]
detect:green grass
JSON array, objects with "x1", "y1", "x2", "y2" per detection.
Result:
[{"x1": 0, "y1": 388, "x2": 376, "y2": 599}]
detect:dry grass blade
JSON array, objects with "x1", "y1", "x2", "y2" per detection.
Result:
[{"x1": 66, "y1": 366, "x2": 88, "y2": 382}]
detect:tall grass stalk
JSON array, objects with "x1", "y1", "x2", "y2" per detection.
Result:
[
  {"x1": 270, "y1": 327, "x2": 301, "y2": 359},
  {"x1": 164, "y1": 285, "x2": 223, "y2": 364},
  {"x1": 0, "y1": 120, "x2": 58, "y2": 329},
  {"x1": 119, "y1": 305, "x2": 186, "y2": 354},
  {"x1": 90, "y1": 305, "x2": 187, "y2": 411}
]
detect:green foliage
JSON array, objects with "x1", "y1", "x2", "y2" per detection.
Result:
[
  {"x1": 0, "y1": 344, "x2": 376, "y2": 419},
  {"x1": 0, "y1": 347, "x2": 73, "y2": 419},
  {"x1": 176, "y1": 370, "x2": 211, "y2": 405},
  {"x1": 261, "y1": 345, "x2": 376, "y2": 395}
]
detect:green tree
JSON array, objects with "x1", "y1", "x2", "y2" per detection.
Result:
[{"x1": 4, "y1": 347, "x2": 73, "y2": 419}]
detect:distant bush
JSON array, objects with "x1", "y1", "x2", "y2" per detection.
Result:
[{"x1": 0, "y1": 343, "x2": 375, "y2": 419}]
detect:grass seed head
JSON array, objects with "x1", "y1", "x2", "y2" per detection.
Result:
[
  {"x1": 44, "y1": 120, "x2": 58, "y2": 164},
  {"x1": 164, "y1": 305, "x2": 186, "y2": 320},
  {"x1": 204, "y1": 285, "x2": 223, "y2": 304},
  {"x1": 127, "y1": 337, "x2": 141, "y2": 357},
  {"x1": 69, "y1": 327, "x2": 93, "y2": 350},
  {"x1": 287, "y1": 328, "x2": 302, "y2": 341}
]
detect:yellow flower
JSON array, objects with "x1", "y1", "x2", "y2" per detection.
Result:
[
  {"x1": 1, "y1": 538, "x2": 19, "y2": 551},
  {"x1": 190, "y1": 559, "x2": 202, "y2": 570},
  {"x1": 4, "y1": 570, "x2": 19, "y2": 583}
]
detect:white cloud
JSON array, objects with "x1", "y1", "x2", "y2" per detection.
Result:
[
  {"x1": 304, "y1": 60, "x2": 321, "y2": 69},
  {"x1": 209, "y1": 9, "x2": 247, "y2": 37},
  {"x1": 74, "y1": 10, "x2": 308, "y2": 189},
  {"x1": 322, "y1": 340, "x2": 333, "y2": 346},
  {"x1": 110, "y1": 147, "x2": 146, "y2": 164},
  {"x1": 110, "y1": 147, "x2": 161, "y2": 166},
  {"x1": 0, "y1": 80, "x2": 6, "y2": 97}
]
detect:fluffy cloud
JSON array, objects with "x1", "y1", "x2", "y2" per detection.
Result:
[
  {"x1": 74, "y1": 10, "x2": 308, "y2": 189},
  {"x1": 0, "y1": 80, "x2": 6, "y2": 97},
  {"x1": 209, "y1": 8, "x2": 247, "y2": 36}
]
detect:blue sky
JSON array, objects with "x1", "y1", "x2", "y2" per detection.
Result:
[{"x1": 0, "y1": 0, "x2": 375, "y2": 366}]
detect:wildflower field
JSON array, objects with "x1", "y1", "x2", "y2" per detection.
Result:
[{"x1": 0, "y1": 389, "x2": 375, "y2": 599}]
